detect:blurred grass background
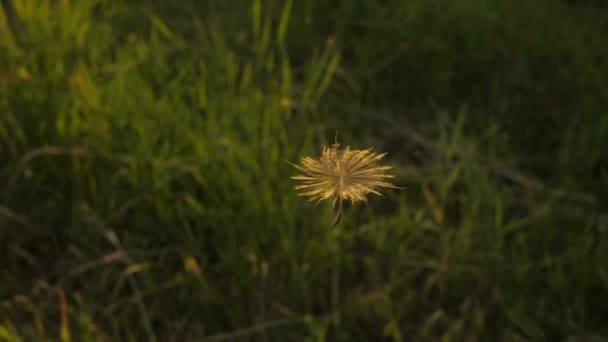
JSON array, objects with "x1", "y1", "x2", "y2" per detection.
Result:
[{"x1": 0, "y1": 0, "x2": 607, "y2": 340}]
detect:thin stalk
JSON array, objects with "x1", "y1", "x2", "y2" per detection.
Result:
[
  {"x1": 330, "y1": 196, "x2": 343, "y2": 229},
  {"x1": 330, "y1": 197, "x2": 343, "y2": 334}
]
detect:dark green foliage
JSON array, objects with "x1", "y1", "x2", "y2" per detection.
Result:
[{"x1": 1, "y1": 0, "x2": 606, "y2": 340}]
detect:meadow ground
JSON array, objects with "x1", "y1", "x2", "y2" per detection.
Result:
[{"x1": 1, "y1": 0, "x2": 607, "y2": 341}]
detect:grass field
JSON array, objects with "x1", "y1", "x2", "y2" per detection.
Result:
[{"x1": 1, "y1": 0, "x2": 607, "y2": 340}]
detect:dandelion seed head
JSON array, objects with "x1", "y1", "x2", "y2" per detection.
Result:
[{"x1": 290, "y1": 137, "x2": 399, "y2": 207}]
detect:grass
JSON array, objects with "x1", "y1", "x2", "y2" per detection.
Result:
[{"x1": 1, "y1": 0, "x2": 607, "y2": 340}]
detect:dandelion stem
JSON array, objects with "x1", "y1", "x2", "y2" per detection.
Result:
[
  {"x1": 331, "y1": 197, "x2": 342, "y2": 334},
  {"x1": 330, "y1": 197, "x2": 343, "y2": 229}
]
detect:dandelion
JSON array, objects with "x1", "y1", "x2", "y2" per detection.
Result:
[{"x1": 289, "y1": 134, "x2": 400, "y2": 227}]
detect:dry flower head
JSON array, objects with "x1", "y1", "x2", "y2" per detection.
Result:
[{"x1": 290, "y1": 135, "x2": 400, "y2": 227}]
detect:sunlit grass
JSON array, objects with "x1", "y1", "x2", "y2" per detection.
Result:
[{"x1": 1, "y1": 0, "x2": 607, "y2": 341}]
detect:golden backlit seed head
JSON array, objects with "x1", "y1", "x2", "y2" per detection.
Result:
[{"x1": 290, "y1": 139, "x2": 399, "y2": 208}]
